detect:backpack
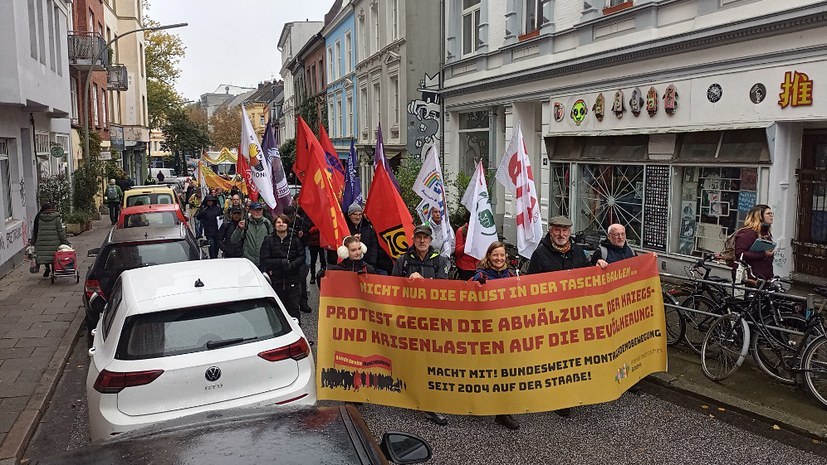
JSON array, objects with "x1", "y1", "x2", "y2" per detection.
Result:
[
  {"x1": 105, "y1": 185, "x2": 119, "y2": 202},
  {"x1": 719, "y1": 228, "x2": 743, "y2": 266}
]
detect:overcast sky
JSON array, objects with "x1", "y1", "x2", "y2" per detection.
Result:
[{"x1": 146, "y1": 0, "x2": 332, "y2": 101}]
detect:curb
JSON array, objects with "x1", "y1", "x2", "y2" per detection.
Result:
[
  {"x1": 645, "y1": 371, "x2": 827, "y2": 440},
  {"x1": 0, "y1": 293, "x2": 85, "y2": 465}
]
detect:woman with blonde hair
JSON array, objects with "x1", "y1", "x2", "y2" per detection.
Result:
[
  {"x1": 471, "y1": 241, "x2": 519, "y2": 430},
  {"x1": 734, "y1": 204, "x2": 775, "y2": 280}
]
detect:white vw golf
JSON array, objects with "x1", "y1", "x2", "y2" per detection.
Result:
[{"x1": 86, "y1": 258, "x2": 316, "y2": 440}]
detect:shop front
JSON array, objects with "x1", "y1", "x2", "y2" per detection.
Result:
[{"x1": 543, "y1": 60, "x2": 827, "y2": 281}]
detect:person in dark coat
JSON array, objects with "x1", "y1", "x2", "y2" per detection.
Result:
[
  {"x1": 527, "y1": 215, "x2": 590, "y2": 418},
  {"x1": 527, "y1": 216, "x2": 590, "y2": 275},
  {"x1": 284, "y1": 205, "x2": 312, "y2": 314},
  {"x1": 471, "y1": 241, "x2": 519, "y2": 430},
  {"x1": 334, "y1": 203, "x2": 379, "y2": 268},
  {"x1": 391, "y1": 223, "x2": 450, "y2": 427},
  {"x1": 591, "y1": 223, "x2": 636, "y2": 268},
  {"x1": 260, "y1": 214, "x2": 306, "y2": 323},
  {"x1": 33, "y1": 204, "x2": 69, "y2": 277},
  {"x1": 327, "y1": 236, "x2": 376, "y2": 274},
  {"x1": 196, "y1": 195, "x2": 223, "y2": 259},
  {"x1": 734, "y1": 204, "x2": 775, "y2": 280},
  {"x1": 218, "y1": 206, "x2": 245, "y2": 258}
]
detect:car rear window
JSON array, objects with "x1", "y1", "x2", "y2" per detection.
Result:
[
  {"x1": 103, "y1": 241, "x2": 194, "y2": 271},
  {"x1": 116, "y1": 299, "x2": 290, "y2": 360},
  {"x1": 126, "y1": 193, "x2": 174, "y2": 206},
  {"x1": 122, "y1": 212, "x2": 179, "y2": 228}
]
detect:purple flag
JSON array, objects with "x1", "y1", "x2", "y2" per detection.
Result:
[
  {"x1": 342, "y1": 138, "x2": 362, "y2": 209},
  {"x1": 263, "y1": 120, "x2": 292, "y2": 215},
  {"x1": 374, "y1": 124, "x2": 400, "y2": 192}
]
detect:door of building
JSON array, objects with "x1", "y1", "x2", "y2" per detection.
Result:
[{"x1": 794, "y1": 134, "x2": 827, "y2": 279}]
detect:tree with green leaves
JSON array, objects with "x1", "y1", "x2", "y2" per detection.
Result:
[
  {"x1": 162, "y1": 106, "x2": 212, "y2": 173},
  {"x1": 209, "y1": 106, "x2": 242, "y2": 150},
  {"x1": 144, "y1": 13, "x2": 186, "y2": 129}
]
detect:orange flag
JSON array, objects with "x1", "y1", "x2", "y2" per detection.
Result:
[
  {"x1": 293, "y1": 117, "x2": 348, "y2": 249},
  {"x1": 237, "y1": 145, "x2": 259, "y2": 202},
  {"x1": 364, "y1": 161, "x2": 413, "y2": 258}
]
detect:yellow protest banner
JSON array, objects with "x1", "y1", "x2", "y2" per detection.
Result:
[{"x1": 316, "y1": 254, "x2": 667, "y2": 415}]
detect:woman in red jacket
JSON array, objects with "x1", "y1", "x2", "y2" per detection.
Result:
[
  {"x1": 454, "y1": 213, "x2": 480, "y2": 280},
  {"x1": 734, "y1": 204, "x2": 775, "y2": 280}
]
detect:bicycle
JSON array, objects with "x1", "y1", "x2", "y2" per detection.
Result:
[
  {"x1": 799, "y1": 287, "x2": 827, "y2": 408},
  {"x1": 667, "y1": 255, "x2": 730, "y2": 354}
]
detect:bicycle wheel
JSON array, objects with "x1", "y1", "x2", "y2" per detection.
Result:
[
  {"x1": 751, "y1": 313, "x2": 808, "y2": 385},
  {"x1": 681, "y1": 295, "x2": 722, "y2": 355},
  {"x1": 662, "y1": 291, "x2": 685, "y2": 346},
  {"x1": 701, "y1": 313, "x2": 749, "y2": 381},
  {"x1": 802, "y1": 334, "x2": 827, "y2": 408}
]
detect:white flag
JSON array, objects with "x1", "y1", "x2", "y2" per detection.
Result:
[
  {"x1": 412, "y1": 144, "x2": 454, "y2": 256},
  {"x1": 495, "y1": 122, "x2": 543, "y2": 258},
  {"x1": 196, "y1": 160, "x2": 208, "y2": 199},
  {"x1": 241, "y1": 106, "x2": 277, "y2": 208},
  {"x1": 461, "y1": 161, "x2": 497, "y2": 260}
]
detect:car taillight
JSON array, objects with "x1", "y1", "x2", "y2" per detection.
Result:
[
  {"x1": 258, "y1": 338, "x2": 310, "y2": 362},
  {"x1": 85, "y1": 279, "x2": 103, "y2": 300},
  {"x1": 93, "y1": 369, "x2": 164, "y2": 394}
]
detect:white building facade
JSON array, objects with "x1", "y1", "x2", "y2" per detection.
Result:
[
  {"x1": 0, "y1": 0, "x2": 72, "y2": 275},
  {"x1": 278, "y1": 21, "x2": 324, "y2": 143},
  {"x1": 442, "y1": 0, "x2": 827, "y2": 282}
]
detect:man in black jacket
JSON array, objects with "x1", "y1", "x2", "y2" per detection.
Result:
[
  {"x1": 284, "y1": 205, "x2": 312, "y2": 314},
  {"x1": 527, "y1": 215, "x2": 590, "y2": 418},
  {"x1": 392, "y1": 224, "x2": 450, "y2": 426},
  {"x1": 260, "y1": 214, "x2": 306, "y2": 323},
  {"x1": 196, "y1": 195, "x2": 223, "y2": 259},
  {"x1": 591, "y1": 223, "x2": 636, "y2": 268},
  {"x1": 218, "y1": 206, "x2": 245, "y2": 258}
]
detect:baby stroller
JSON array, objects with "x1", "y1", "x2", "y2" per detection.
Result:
[{"x1": 51, "y1": 244, "x2": 79, "y2": 284}]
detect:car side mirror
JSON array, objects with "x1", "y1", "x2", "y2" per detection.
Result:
[
  {"x1": 88, "y1": 248, "x2": 100, "y2": 257},
  {"x1": 89, "y1": 292, "x2": 107, "y2": 315},
  {"x1": 380, "y1": 432, "x2": 432, "y2": 464}
]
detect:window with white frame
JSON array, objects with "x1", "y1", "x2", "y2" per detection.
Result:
[
  {"x1": 359, "y1": 85, "x2": 369, "y2": 139},
  {"x1": 462, "y1": 0, "x2": 481, "y2": 56},
  {"x1": 92, "y1": 85, "x2": 100, "y2": 126},
  {"x1": 337, "y1": 93, "x2": 343, "y2": 138},
  {"x1": 607, "y1": 0, "x2": 628, "y2": 6},
  {"x1": 35, "y1": 132, "x2": 50, "y2": 157},
  {"x1": 54, "y1": 5, "x2": 63, "y2": 75},
  {"x1": 70, "y1": 77, "x2": 78, "y2": 123},
  {"x1": 327, "y1": 47, "x2": 334, "y2": 82},
  {"x1": 346, "y1": 93, "x2": 353, "y2": 137},
  {"x1": 47, "y1": 2, "x2": 56, "y2": 71},
  {"x1": 329, "y1": 97, "x2": 336, "y2": 137},
  {"x1": 358, "y1": 13, "x2": 367, "y2": 60},
  {"x1": 0, "y1": 139, "x2": 12, "y2": 221},
  {"x1": 458, "y1": 111, "x2": 489, "y2": 175},
  {"x1": 28, "y1": 0, "x2": 37, "y2": 59},
  {"x1": 390, "y1": 74, "x2": 400, "y2": 128},
  {"x1": 372, "y1": 3, "x2": 380, "y2": 53},
  {"x1": 390, "y1": 0, "x2": 399, "y2": 40},
  {"x1": 372, "y1": 80, "x2": 381, "y2": 137},
  {"x1": 102, "y1": 94, "x2": 108, "y2": 128},
  {"x1": 335, "y1": 41, "x2": 342, "y2": 80},
  {"x1": 345, "y1": 32, "x2": 352, "y2": 73},
  {"x1": 524, "y1": 0, "x2": 548, "y2": 33}
]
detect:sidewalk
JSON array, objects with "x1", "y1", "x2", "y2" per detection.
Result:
[{"x1": 0, "y1": 218, "x2": 111, "y2": 465}]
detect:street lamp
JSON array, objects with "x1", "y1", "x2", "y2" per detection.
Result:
[{"x1": 80, "y1": 22, "x2": 188, "y2": 174}]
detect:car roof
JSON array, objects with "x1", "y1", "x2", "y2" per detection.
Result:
[
  {"x1": 119, "y1": 258, "x2": 269, "y2": 311},
  {"x1": 107, "y1": 224, "x2": 187, "y2": 244},
  {"x1": 127, "y1": 185, "x2": 176, "y2": 193},
  {"x1": 120, "y1": 204, "x2": 182, "y2": 215},
  {"x1": 33, "y1": 406, "x2": 385, "y2": 465}
]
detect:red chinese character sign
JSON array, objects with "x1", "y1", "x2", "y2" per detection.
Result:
[{"x1": 778, "y1": 71, "x2": 814, "y2": 108}]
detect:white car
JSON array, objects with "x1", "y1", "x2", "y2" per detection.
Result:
[{"x1": 86, "y1": 258, "x2": 316, "y2": 440}]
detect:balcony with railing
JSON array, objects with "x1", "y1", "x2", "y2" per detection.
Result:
[
  {"x1": 68, "y1": 32, "x2": 109, "y2": 70},
  {"x1": 108, "y1": 64, "x2": 128, "y2": 91}
]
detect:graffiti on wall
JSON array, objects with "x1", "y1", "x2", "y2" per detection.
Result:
[
  {"x1": 19, "y1": 177, "x2": 26, "y2": 207},
  {"x1": 0, "y1": 222, "x2": 25, "y2": 251},
  {"x1": 407, "y1": 73, "x2": 441, "y2": 158}
]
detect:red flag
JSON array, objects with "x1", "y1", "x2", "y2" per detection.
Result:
[
  {"x1": 364, "y1": 161, "x2": 413, "y2": 259},
  {"x1": 318, "y1": 125, "x2": 345, "y2": 202},
  {"x1": 237, "y1": 145, "x2": 259, "y2": 202},
  {"x1": 294, "y1": 117, "x2": 348, "y2": 249}
]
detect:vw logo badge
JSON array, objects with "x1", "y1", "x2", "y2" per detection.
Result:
[{"x1": 205, "y1": 366, "x2": 222, "y2": 382}]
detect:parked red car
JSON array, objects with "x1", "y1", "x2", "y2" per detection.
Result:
[{"x1": 116, "y1": 204, "x2": 188, "y2": 229}]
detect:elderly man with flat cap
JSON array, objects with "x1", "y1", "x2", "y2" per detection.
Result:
[{"x1": 527, "y1": 215, "x2": 590, "y2": 418}]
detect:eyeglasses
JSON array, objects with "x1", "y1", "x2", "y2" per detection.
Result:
[{"x1": 609, "y1": 233, "x2": 626, "y2": 237}]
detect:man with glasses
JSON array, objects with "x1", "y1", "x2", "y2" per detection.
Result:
[
  {"x1": 527, "y1": 215, "x2": 590, "y2": 418},
  {"x1": 392, "y1": 224, "x2": 450, "y2": 425},
  {"x1": 591, "y1": 223, "x2": 636, "y2": 268},
  {"x1": 223, "y1": 193, "x2": 245, "y2": 222}
]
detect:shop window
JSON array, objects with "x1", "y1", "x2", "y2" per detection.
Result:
[
  {"x1": 459, "y1": 111, "x2": 489, "y2": 174},
  {"x1": 577, "y1": 164, "x2": 644, "y2": 246},
  {"x1": 676, "y1": 166, "x2": 758, "y2": 256},
  {"x1": 549, "y1": 163, "x2": 570, "y2": 218}
]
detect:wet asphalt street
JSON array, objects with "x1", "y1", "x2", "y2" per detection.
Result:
[{"x1": 23, "y1": 273, "x2": 827, "y2": 464}]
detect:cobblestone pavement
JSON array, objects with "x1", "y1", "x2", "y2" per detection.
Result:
[{"x1": 0, "y1": 218, "x2": 110, "y2": 465}]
